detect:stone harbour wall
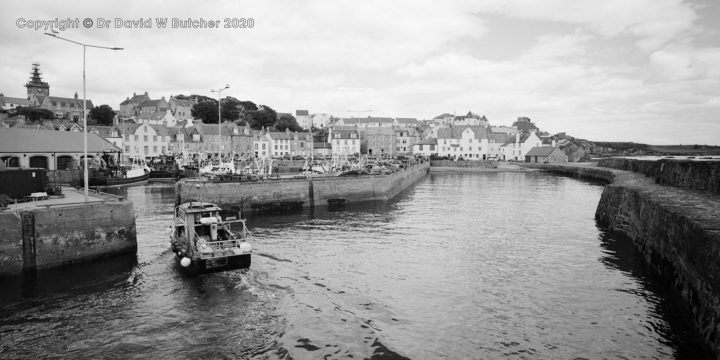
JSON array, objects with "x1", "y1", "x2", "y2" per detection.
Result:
[
  {"x1": 598, "y1": 157, "x2": 720, "y2": 195},
  {"x1": 177, "y1": 162, "x2": 430, "y2": 212},
  {"x1": 0, "y1": 201, "x2": 137, "y2": 277},
  {"x1": 430, "y1": 160, "x2": 497, "y2": 168}
]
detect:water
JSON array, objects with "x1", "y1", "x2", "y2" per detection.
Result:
[{"x1": 0, "y1": 172, "x2": 712, "y2": 359}]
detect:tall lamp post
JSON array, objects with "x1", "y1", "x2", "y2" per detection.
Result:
[
  {"x1": 44, "y1": 32, "x2": 123, "y2": 201},
  {"x1": 210, "y1": 84, "x2": 230, "y2": 161}
]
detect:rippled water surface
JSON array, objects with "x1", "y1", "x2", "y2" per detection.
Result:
[{"x1": 0, "y1": 172, "x2": 712, "y2": 359}]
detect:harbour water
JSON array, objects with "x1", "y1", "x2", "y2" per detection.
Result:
[{"x1": 0, "y1": 172, "x2": 712, "y2": 359}]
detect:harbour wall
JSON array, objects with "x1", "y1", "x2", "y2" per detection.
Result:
[
  {"x1": 176, "y1": 162, "x2": 430, "y2": 212},
  {"x1": 0, "y1": 201, "x2": 137, "y2": 276},
  {"x1": 429, "y1": 160, "x2": 497, "y2": 168},
  {"x1": 598, "y1": 157, "x2": 720, "y2": 195},
  {"x1": 528, "y1": 161, "x2": 720, "y2": 355}
]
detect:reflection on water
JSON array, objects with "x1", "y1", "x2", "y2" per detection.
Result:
[{"x1": 0, "y1": 174, "x2": 713, "y2": 359}]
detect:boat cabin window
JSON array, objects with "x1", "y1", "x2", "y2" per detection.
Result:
[{"x1": 176, "y1": 226, "x2": 185, "y2": 238}]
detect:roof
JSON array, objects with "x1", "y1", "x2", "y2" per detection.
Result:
[
  {"x1": 0, "y1": 128, "x2": 121, "y2": 153},
  {"x1": 140, "y1": 99, "x2": 167, "y2": 108},
  {"x1": 415, "y1": 138, "x2": 437, "y2": 145},
  {"x1": 296, "y1": 110, "x2": 309, "y2": 116},
  {"x1": 503, "y1": 133, "x2": 532, "y2": 146},
  {"x1": 525, "y1": 146, "x2": 557, "y2": 157},
  {"x1": 199, "y1": 123, "x2": 235, "y2": 136},
  {"x1": 120, "y1": 93, "x2": 151, "y2": 105},
  {"x1": 169, "y1": 97, "x2": 195, "y2": 107},
  {"x1": 340, "y1": 117, "x2": 394, "y2": 124},
  {"x1": 1, "y1": 96, "x2": 31, "y2": 105},
  {"x1": 137, "y1": 110, "x2": 169, "y2": 121},
  {"x1": 437, "y1": 126, "x2": 489, "y2": 140},
  {"x1": 396, "y1": 118, "x2": 419, "y2": 124},
  {"x1": 433, "y1": 113, "x2": 453, "y2": 119},
  {"x1": 43, "y1": 95, "x2": 94, "y2": 109},
  {"x1": 489, "y1": 133, "x2": 513, "y2": 143},
  {"x1": 332, "y1": 130, "x2": 358, "y2": 139},
  {"x1": 267, "y1": 131, "x2": 294, "y2": 140},
  {"x1": 313, "y1": 142, "x2": 332, "y2": 149},
  {"x1": 149, "y1": 124, "x2": 170, "y2": 136},
  {"x1": 89, "y1": 125, "x2": 121, "y2": 137}
]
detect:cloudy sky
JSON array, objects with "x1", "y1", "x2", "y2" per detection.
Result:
[{"x1": 1, "y1": 0, "x2": 719, "y2": 144}]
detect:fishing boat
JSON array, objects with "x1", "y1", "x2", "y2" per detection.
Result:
[
  {"x1": 88, "y1": 153, "x2": 150, "y2": 187},
  {"x1": 170, "y1": 202, "x2": 252, "y2": 273}
]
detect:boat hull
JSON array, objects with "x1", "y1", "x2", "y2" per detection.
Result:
[
  {"x1": 88, "y1": 173, "x2": 150, "y2": 187},
  {"x1": 177, "y1": 254, "x2": 251, "y2": 274}
]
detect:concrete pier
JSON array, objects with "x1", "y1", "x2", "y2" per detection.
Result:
[
  {"x1": 176, "y1": 162, "x2": 430, "y2": 212},
  {"x1": 0, "y1": 187, "x2": 137, "y2": 276}
]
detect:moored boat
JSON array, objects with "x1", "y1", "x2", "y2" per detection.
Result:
[{"x1": 170, "y1": 202, "x2": 252, "y2": 274}]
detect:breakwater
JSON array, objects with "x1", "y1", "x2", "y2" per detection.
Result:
[
  {"x1": 598, "y1": 157, "x2": 720, "y2": 195},
  {"x1": 0, "y1": 197, "x2": 137, "y2": 277},
  {"x1": 176, "y1": 162, "x2": 430, "y2": 212},
  {"x1": 528, "y1": 161, "x2": 720, "y2": 356}
]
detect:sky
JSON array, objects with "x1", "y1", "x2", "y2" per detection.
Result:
[{"x1": 1, "y1": 0, "x2": 719, "y2": 145}]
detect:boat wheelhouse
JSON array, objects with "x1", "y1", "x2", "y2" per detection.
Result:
[{"x1": 170, "y1": 202, "x2": 252, "y2": 273}]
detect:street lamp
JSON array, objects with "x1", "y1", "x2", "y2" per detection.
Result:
[
  {"x1": 210, "y1": 84, "x2": 230, "y2": 160},
  {"x1": 44, "y1": 32, "x2": 123, "y2": 201}
]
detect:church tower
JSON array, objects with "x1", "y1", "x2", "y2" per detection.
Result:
[{"x1": 25, "y1": 63, "x2": 50, "y2": 104}]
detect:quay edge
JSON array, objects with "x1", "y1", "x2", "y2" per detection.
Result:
[
  {"x1": 0, "y1": 199, "x2": 137, "y2": 277},
  {"x1": 526, "y1": 160, "x2": 720, "y2": 357},
  {"x1": 175, "y1": 162, "x2": 430, "y2": 212}
]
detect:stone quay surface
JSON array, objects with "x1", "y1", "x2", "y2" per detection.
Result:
[
  {"x1": 525, "y1": 161, "x2": 720, "y2": 356},
  {"x1": 0, "y1": 187, "x2": 137, "y2": 277},
  {"x1": 176, "y1": 162, "x2": 430, "y2": 212}
]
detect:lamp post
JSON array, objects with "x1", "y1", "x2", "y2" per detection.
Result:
[
  {"x1": 44, "y1": 32, "x2": 123, "y2": 201},
  {"x1": 210, "y1": 84, "x2": 230, "y2": 161}
]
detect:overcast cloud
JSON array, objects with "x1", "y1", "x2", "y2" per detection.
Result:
[{"x1": 1, "y1": 0, "x2": 718, "y2": 144}]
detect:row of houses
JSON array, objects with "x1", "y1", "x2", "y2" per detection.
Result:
[{"x1": 411, "y1": 125, "x2": 567, "y2": 162}]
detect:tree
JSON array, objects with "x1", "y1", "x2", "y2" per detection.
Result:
[
  {"x1": 275, "y1": 114, "x2": 302, "y2": 132},
  {"x1": 246, "y1": 105, "x2": 278, "y2": 130},
  {"x1": 89, "y1": 105, "x2": 115, "y2": 125},
  {"x1": 13, "y1": 106, "x2": 54, "y2": 122},
  {"x1": 312, "y1": 126, "x2": 329, "y2": 143},
  {"x1": 192, "y1": 101, "x2": 218, "y2": 123}
]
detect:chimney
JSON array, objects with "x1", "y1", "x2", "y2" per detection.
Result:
[
  {"x1": 515, "y1": 132, "x2": 520, "y2": 143},
  {"x1": 144, "y1": 91, "x2": 148, "y2": 96},
  {"x1": 161, "y1": 96, "x2": 165, "y2": 101},
  {"x1": 113, "y1": 115, "x2": 119, "y2": 127},
  {"x1": 133, "y1": 92, "x2": 136, "y2": 96},
  {"x1": 74, "y1": 92, "x2": 78, "y2": 100},
  {"x1": 551, "y1": 140, "x2": 557, "y2": 147}
]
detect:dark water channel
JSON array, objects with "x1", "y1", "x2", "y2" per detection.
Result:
[{"x1": 0, "y1": 172, "x2": 712, "y2": 359}]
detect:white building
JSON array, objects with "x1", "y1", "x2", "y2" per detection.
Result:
[
  {"x1": 500, "y1": 132, "x2": 543, "y2": 161},
  {"x1": 295, "y1": 110, "x2": 310, "y2": 129},
  {"x1": 436, "y1": 126, "x2": 490, "y2": 160},
  {"x1": 136, "y1": 109, "x2": 177, "y2": 127},
  {"x1": 328, "y1": 127, "x2": 361, "y2": 155},
  {"x1": 310, "y1": 113, "x2": 332, "y2": 128},
  {"x1": 412, "y1": 138, "x2": 437, "y2": 157},
  {"x1": 121, "y1": 123, "x2": 171, "y2": 159}
]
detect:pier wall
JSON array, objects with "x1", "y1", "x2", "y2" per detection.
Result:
[
  {"x1": 430, "y1": 160, "x2": 497, "y2": 168},
  {"x1": 519, "y1": 163, "x2": 615, "y2": 183},
  {"x1": 598, "y1": 158, "x2": 720, "y2": 195},
  {"x1": 0, "y1": 201, "x2": 137, "y2": 276},
  {"x1": 177, "y1": 162, "x2": 430, "y2": 211}
]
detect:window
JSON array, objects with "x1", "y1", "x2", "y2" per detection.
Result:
[
  {"x1": 153, "y1": 146, "x2": 157, "y2": 152},
  {"x1": 125, "y1": 145, "x2": 130, "y2": 152},
  {"x1": 144, "y1": 146, "x2": 149, "y2": 154},
  {"x1": 153, "y1": 135, "x2": 157, "y2": 142},
  {"x1": 162, "y1": 146, "x2": 166, "y2": 152},
  {"x1": 134, "y1": 135, "x2": 139, "y2": 141},
  {"x1": 274, "y1": 145, "x2": 278, "y2": 150},
  {"x1": 125, "y1": 134, "x2": 130, "y2": 141},
  {"x1": 144, "y1": 127, "x2": 147, "y2": 133}
]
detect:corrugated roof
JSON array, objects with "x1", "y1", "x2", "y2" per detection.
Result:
[
  {"x1": 525, "y1": 146, "x2": 556, "y2": 157},
  {"x1": 0, "y1": 128, "x2": 121, "y2": 153}
]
